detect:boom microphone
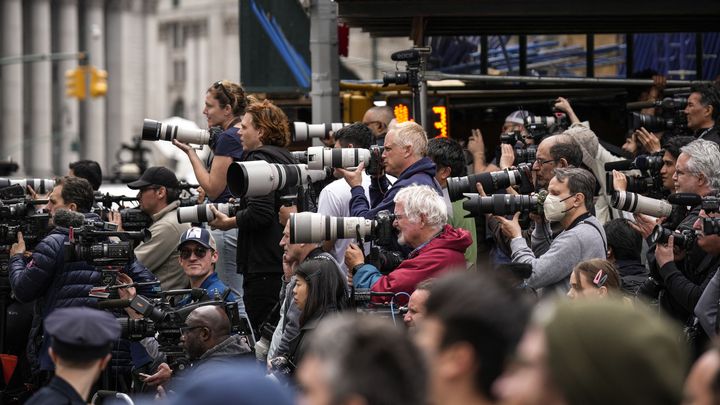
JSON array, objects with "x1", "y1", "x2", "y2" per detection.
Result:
[
  {"x1": 667, "y1": 193, "x2": 702, "y2": 207},
  {"x1": 604, "y1": 160, "x2": 634, "y2": 171}
]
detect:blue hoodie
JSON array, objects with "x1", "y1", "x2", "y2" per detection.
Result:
[{"x1": 350, "y1": 157, "x2": 441, "y2": 219}]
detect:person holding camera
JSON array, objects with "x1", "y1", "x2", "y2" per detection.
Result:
[
  {"x1": 8, "y1": 176, "x2": 157, "y2": 374},
  {"x1": 270, "y1": 259, "x2": 348, "y2": 377},
  {"x1": 691, "y1": 208, "x2": 720, "y2": 338},
  {"x1": 345, "y1": 184, "x2": 471, "y2": 303},
  {"x1": 685, "y1": 83, "x2": 720, "y2": 144},
  {"x1": 339, "y1": 121, "x2": 443, "y2": 222},
  {"x1": 642, "y1": 140, "x2": 720, "y2": 325},
  {"x1": 316, "y1": 123, "x2": 373, "y2": 274},
  {"x1": 208, "y1": 99, "x2": 295, "y2": 335},
  {"x1": 119, "y1": 167, "x2": 190, "y2": 292},
  {"x1": 495, "y1": 168, "x2": 607, "y2": 295},
  {"x1": 173, "y1": 80, "x2": 246, "y2": 311}
]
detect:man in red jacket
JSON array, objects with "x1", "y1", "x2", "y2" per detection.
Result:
[{"x1": 346, "y1": 184, "x2": 472, "y2": 304}]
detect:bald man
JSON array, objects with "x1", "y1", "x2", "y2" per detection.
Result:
[
  {"x1": 145, "y1": 305, "x2": 252, "y2": 389},
  {"x1": 684, "y1": 347, "x2": 720, "y2": 405},
  {"x1": 362, "y1": 106, "x2": 394, "y2": 145}
]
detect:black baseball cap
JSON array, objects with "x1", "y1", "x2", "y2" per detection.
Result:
[{"x1": 127, "y1": 166, "x2": 179, "y2": 190}]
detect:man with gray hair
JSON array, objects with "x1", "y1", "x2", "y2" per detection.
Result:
[
  {"x1": 648, "y1": 139, "x2": 720, "y2": 324},
  {"x1": 339, "y1": 121, "x2": 442, "y2": 221},
  {"x1": 345, "y1": 184, "x2": 472, "y2": 303},
  {"x1": 495, "y1": 167, "x2": 607, "y2": 295}
]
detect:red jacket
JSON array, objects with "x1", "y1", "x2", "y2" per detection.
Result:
[{"x1": 356, "y1": 225, "x2": 472, "y2": 303}]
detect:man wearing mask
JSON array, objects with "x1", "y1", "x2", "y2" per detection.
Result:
[{"x1": 495, "y1": 168, "x2": 607, "y2": 295}]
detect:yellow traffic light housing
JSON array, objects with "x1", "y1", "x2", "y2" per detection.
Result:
[
  {"x1": 65, "y1": 67, "x2": 86, "y2": 99},
  {"x1": 89, "y1": 67, "x2": 108, "y2": 97}
]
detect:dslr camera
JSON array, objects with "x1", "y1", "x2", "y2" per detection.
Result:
[{"x1": 447, "y1": 164, "x2": 534, "y2": 201}]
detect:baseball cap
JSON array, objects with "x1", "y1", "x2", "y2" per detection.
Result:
[
  {"x1": 127, "y1": 166, "x2": 179, "y2": 190},
  {"x1": 178, "y1": 227, "x2": 217, "y2": 251},
  {"x1": 505, "y1": 110, "x2": 531, "y2": 125}
]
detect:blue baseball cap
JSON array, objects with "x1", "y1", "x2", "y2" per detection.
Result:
[
  {"x1": 178, "y1": 227, "x2": 217, "y2": 251},
  {"x1": 44, "y1": 307, "x2": 121, "y2": 361}
]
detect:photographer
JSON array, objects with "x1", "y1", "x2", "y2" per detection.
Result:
[
  {"x1": 466, "y1": 110, "x2": 532, "y2": 175},
  {"x1": 122, "y1": 167, "x2": 190, "y2": 291},
  {"x1": 693, "y1": 210, "x2": 720, "y2": 337},
  {"x1": 316, "y1": 123, "x2": 373, "y2": 273},
  {"x1": 487, "y1": 133, "x2": 584, "y2": 263},
  {"x1": 495, "y1": 168, "x2": 607, "y2": 295},
  {"x1": 362, "y1": 106, "x2": 393, "y2": 146},
  {"x1": 645, "y1": 140, "x2": 720, "y2": 325},
  {"x1": 685, "y1": 83, "x2": 720, "y2": 144},
  {"x1": 144, "y1": 305, "x2": 252, "y2": 391},
  {"x1": 8, "y1": 176, "x2": 157, "y2": 373},
  {"x1": 208, "y1": 99, "x2": 295, "y2": 335},
  {"x1": 427, "y1": 137, "x2": 477, "y2": 268},
  {"x1": 338, "y1": 121, "x2": 442, "y2": 222},
  {"x1": 173, "y1": 80, "x2": 246, "y2": 312},
  {"x1": 268, "y1": 222, "x2": 342, "y2": 362},
  {"x1": 346, "y1": 184, "x2": 471, "y2": 302}
]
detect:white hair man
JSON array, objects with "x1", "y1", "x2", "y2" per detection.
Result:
[{"x1": 345, "y1": 184, "x2": 472, "y2": 304}]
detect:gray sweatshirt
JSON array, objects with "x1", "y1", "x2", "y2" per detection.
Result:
[{"x1": 510, "y1": 214, "x2": 607, "y2": 295}]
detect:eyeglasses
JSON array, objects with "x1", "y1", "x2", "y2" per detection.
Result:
[
  {"x1": 214, "y1": 81, "x2": 233, "y2": 107},
  {"x1": 534, "y1": 158, "x2": 559, "y2": 166},
  {"x1": 179, "y1": 325, "x2": 205, "y2": 335},
  {"x1": 179, "y1": 246, "x2": 209, "y2": 260}
]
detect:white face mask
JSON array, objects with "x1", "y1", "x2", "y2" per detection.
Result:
[{"x1": 543, "y1": 193, "x2": 575, "y2": 222}]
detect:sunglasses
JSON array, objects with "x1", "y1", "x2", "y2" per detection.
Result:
[
  {"x1": 179, "y1": 246, "x2": 209, "y2": 260},
  {"x1": 214, "y1": 81, "x2": 233, "y2": 106}
]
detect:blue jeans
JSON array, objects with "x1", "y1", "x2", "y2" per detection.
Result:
[{"x1": 211, "y1": 227, "x2": 246, "y2": 317}]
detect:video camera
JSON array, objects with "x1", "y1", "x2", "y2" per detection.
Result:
[
  {"x1": 0, "y1": 198, "x2": 50, "y2": 248},
  {"x1": 523, "y1": 114, "x2": 569, "y2": 140},
  {"x1": 64, "y1": 226, "x2": 150, "y2": 266},
  {"x1": 104, "y1": 292, "x2": 250, "y2": 371},
  {"x1": 628, "y1": 112, "x2": 688, "y2": 134},
  {"x1": 290, "y1": 211, "x2": 403, "y2": 274},
  {"x1": 305, "y1": 146, "x2": 384, "y2": 177},
  {"x1": 447, "y1": 164, "x2": 534, "y2": 201}
]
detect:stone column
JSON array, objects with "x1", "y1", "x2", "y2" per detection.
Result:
[
  {"x1": 57, "y1": 0, "x2": 80, "y2": 173},
  {"x1": 1, "y1": 0, "x2": 24, "y2": 172},
  {"x1": 83, "y1": 0, "x2": 107, "y2": 171},
  {"x1": 28, "y1": 0, "x2": 53, "y2": 176}
]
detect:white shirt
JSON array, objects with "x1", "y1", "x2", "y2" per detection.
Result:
[{"x1": 317, "y1": 173, "x2": 372, "y2": 273}]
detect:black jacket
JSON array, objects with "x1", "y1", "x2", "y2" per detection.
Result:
[
  {"x1": 235, "y1": 145, "x2": 295, "y2": 274},
  {"x1": 696, "y1": 125, "x2": 720, "y2": 145},
  {"x1": 615, "y1": 259, "x2": 648, "y2": 296}
]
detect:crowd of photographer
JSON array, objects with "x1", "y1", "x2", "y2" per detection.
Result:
[{"x1": 4, "y1": 77, "x2": 720, "y2": 405}]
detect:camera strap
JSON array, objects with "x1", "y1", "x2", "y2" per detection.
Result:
[{"x1": 577, "y1": 219, "x2": 607, "y2": 253}]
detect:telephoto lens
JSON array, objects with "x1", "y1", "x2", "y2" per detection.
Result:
[
  {"x1": 289, "y1": 212, "x2": 374, "y2": 244},
  {"x1": 463, "y1": 194, "x2": 541, "y2": 217},
  {"x1": 291, "y1": 122, "x2": 348, "y2": 142},
  {"x1": 176, "y1": 203, "x2": 239, "y2": 224},
  {"x1": 291, "y1": 151, "x2": 308, "y2": 164},
  {"x1": 226, "y1": 161, "x2": 328, "y2": 198},
  {"x1": 0, "y1": 178, "x2": 55, "y2": 194},
  {"x1": 611, "y1": 191, "x2": 673, "y2": 218},
  {"x1": 648, "y1": 225, "x2": 697, "y2": 250},
  {"x1": 141, "y1": 118, "x2": 216, "y2": 145},
  {"x1": 628, "y1": 112, "x2": 686, "y2": 133},
  {"x1": 447, "y1": 164, "x2": 532, "y2": 201},
  {"x1": 305, "y1": 146, "x2": 371, "y2": 170}
]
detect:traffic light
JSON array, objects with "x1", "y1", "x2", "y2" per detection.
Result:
[
  {"x1": 65, "y1": 67, "x2": 86, "y2": 99},
  {"x1": 89, "y1": 67, "x2": 108, "y2": 97},
  {"x1": 342, "y1": 91, "x2": 373, "y2": 123}
]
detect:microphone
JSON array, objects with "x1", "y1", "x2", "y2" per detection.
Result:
[
  {"x1": 667, "y1": 193, "x2": 702, "y2": 207},
  {"x1": 604, "y1": 160, "x2": 634, "y2": 171}
]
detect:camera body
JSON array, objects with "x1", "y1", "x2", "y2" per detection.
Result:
[
  {"x1": 649, "y1": 225, "x2": 696, "y2": 250},
  {"x1": 119, "y1": 208, "x2": 153, "y2": 232},
  {"x1": 63, "y1": 226, "x2": 150, "y2": 266},
  {"x1": 0, "y1": 197, "x2": 50, "y2": 247}
]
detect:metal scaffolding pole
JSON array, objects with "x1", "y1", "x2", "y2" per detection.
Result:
[
  {"x1": 309, "y1": 0, "x2": 340, "y2": 134},
  {"x1": 425, "y1": 72, "x2": 710, "y2": 87}
]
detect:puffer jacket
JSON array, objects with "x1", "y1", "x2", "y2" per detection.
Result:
[{"x1": 9, "y1": 210, "x2": 158, "y2": 371}]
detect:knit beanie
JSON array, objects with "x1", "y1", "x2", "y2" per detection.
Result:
[{"x1": 543, "y1": 299, "x2": 688, "y2": 405}]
